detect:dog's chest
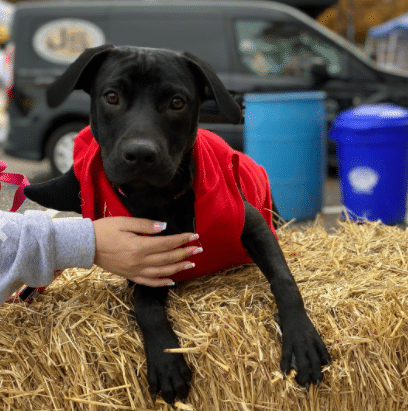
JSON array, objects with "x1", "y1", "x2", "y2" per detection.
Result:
[{"x1": 121, "y1": 188, "x2": 195, "y2": 236}]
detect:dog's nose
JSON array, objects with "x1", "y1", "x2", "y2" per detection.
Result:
[{"x1": 122, "y1": 141, "x2": 159, "y2": 165}]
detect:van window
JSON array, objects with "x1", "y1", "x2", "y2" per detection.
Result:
[
  {"x1": 108, "y1": 17, "x2": 229, "y2": 72},
  {"x1": 234, "y1": 20, "x2": 342, "y2": 79}
]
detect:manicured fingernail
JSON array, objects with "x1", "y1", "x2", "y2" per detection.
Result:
[
  {"x1": 184, "y1": 262, "x2": 195, "y2": 270},
  {"x1": 189, "y1": 233, "x2": 199, "y2": 242},
  {"x1": 153, "y1": 222, "x2": 167, "y2": 232},
  {"x1": 167, "y1": 281, "x2": 175, "y2": 286},
  {"x1": 192, "y1": 247, "x2": 203, "y2": 255}
]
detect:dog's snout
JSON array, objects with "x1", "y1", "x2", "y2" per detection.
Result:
[{"x1": 122, "y1": 141, "x2": 159, "y2": 166}]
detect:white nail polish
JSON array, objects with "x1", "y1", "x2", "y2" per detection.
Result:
[
  {"x1": 184, "y1": 262, "x2": 195, "y2": 270},
  {"x1": 154, "y1": 222, "x2": 167, "y2": 231},
  {"x1": 189, "y1": 233, "x2": 199, "y2": 242}
]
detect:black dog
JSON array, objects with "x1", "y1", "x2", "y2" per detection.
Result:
[{"x1": 24, "y1": 45, "x2": 330, "y2": 406}]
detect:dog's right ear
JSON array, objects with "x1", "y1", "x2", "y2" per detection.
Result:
[{"x1": 47, "y1": 44, "x2": 114, "y2": 108}]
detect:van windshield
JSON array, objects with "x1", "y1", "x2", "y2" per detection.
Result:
[{"x1": 234, "y1": 19, "x2": 342, "y2": 79}]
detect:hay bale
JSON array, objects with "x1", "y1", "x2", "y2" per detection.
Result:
[{"x1": 1, "y1": 217, "x2": 408, "y2": 410}]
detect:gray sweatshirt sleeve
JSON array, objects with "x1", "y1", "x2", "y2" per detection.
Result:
[{"x1": 0, "y1": 210, "x2": 95, "y2": 304}]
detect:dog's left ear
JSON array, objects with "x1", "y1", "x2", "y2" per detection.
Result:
[{"x1": 183, "y1": 52, "x2": 242, "y2": 125}]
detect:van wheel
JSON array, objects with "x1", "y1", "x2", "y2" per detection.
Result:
[{"x1": 46, "y1": 122, "x2": 87, "y2": 177}]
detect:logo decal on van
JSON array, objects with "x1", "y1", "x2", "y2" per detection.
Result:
[{"x1": 33, "y1": 19, "x2": 105, "y2": 64}]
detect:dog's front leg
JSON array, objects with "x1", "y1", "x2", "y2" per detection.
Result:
[
  {"x1": 131, "y1": 284, "x2": 192, "y2": 407},
  {"x1": 241, "y1": 202, "x2": 330, "y2": 389}
]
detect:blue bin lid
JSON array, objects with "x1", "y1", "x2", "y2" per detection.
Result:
[
  {"x1": 332, "y1": 104, "x2": 408, "y2": 130},
  {"x1": 244, "y1": 91, "x2": 326, "y2": 103}
]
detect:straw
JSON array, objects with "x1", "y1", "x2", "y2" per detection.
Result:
[{"x1": 1, "y1": 216, "x2": 408, "y2": 410}]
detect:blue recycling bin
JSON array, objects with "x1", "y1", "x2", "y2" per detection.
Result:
[
  {"x1": 330, "y1": 104, "x2": 408, "y2": 224},
  {"x1": 244, "y1": 92, "x2": 327, "y2": 221}
]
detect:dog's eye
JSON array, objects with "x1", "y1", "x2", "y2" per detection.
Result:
[
  {"x1": 170, "y1": 97, "x2": 185, "y2": 110},
  {"x1": 104, "y1": 92, "x2": 119, "y2": 105}
]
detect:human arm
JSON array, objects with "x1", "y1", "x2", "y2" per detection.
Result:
[
  {"x1": 0, "y1": 211, "x2": 199, "y2": 304},
  {"x1": 0, "y1": 210, "x2": 94, "y2": 304}
]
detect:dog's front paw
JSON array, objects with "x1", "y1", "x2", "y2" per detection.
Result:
[
  {"x1": 275, "y1": 312, "x2": 330, "y2": 389},
  {"x1": 147, "y1": 350, "x2": 192, "y2": 406}
]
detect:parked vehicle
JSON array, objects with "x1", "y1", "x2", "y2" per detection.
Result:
[{"x1": 4, "y1": 0, "x2": 408, "y2": 175}]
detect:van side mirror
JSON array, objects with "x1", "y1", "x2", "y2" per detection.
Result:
[{"x1": 310, "y1": 62, "x2": 330, "y2": 87}]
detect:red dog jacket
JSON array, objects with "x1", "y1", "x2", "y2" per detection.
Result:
[{"x1": 73, "y1": 126, "x2": 277, "y2": 282}]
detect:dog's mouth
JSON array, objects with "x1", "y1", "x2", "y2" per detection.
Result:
[
  {"x1": 126, "y1": 179, "x2": 150, "y2": 189},
  {"x1": 109, "y1": 168, "x2": 178, "y2": 191},
  {"x1": 125, "y1": 177, "x2": 170, "y2": 189}
]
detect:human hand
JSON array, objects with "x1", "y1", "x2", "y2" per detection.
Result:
[{"x1": 93, "y1": 217, "x2": 201, "y2": 286}]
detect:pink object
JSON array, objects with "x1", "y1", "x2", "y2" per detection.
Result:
[
  {"x1": 0, "y1": 160, "x2": 29, "y2": 212},
  {"x1": 7, "y1": 269, "x2": 63, "y2": 303}
]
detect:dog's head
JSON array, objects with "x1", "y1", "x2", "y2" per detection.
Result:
[{"x1": 47, "y1": 45, "x2": 241, "y2": 189}]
